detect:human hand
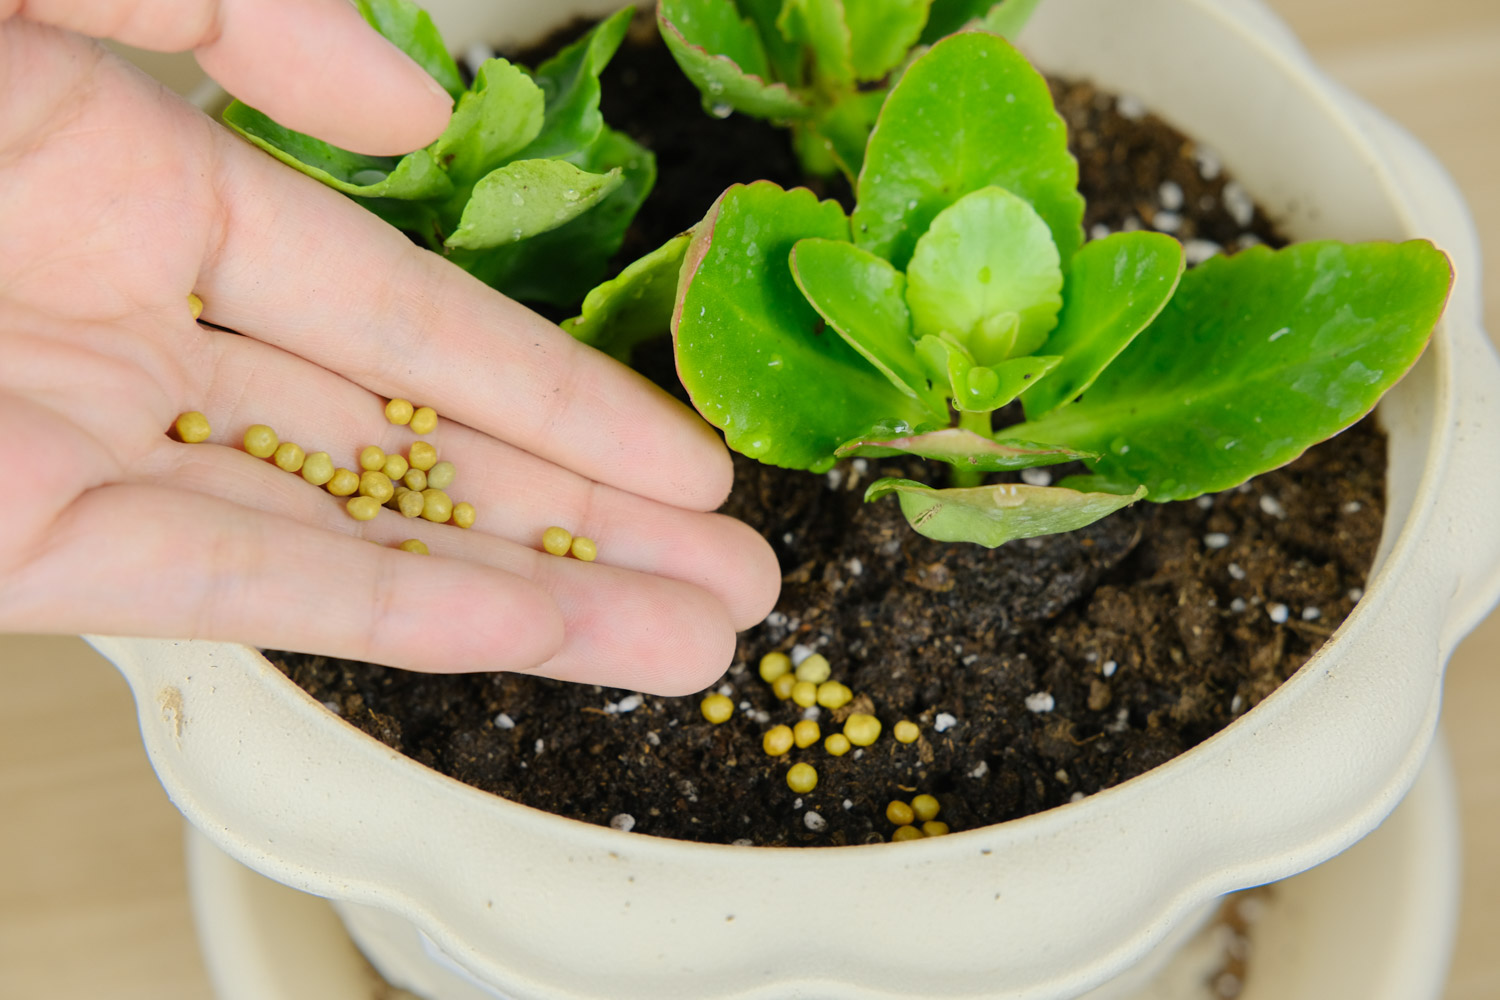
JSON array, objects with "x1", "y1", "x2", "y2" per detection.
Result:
[{"x1": 0, "y1": 8, "x2": 780, "y2": 694}]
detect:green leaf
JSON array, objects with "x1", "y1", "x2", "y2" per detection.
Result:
[
  {"x1": 852, "y1": 31, "x2": 1083, "y2": 271},
  {"x1": 777, "y1": 0, "x2": 855, "y2": 88},
  {"x1": 734, "y1": 0, "x2": 804, "y2": 82},
  {"x1": 354, "y1": 0, "x2": 464, "y2": 100},
  {"x1": 982, "y1": 0, "x2": 1044, "y2": 40},
  {"x1": 1021, "y1": 232, "x2": 1184, "y2": 419},
  {"x1": 789, "y1": 238, "x2": 948, "y2": 416},
  {"x1": 905, "y1": 186, "x2": 1063, "y2": 360},
  {"x1": 846, "y1": 0, "x2": 933, "y2": 81},
  {"x1": 516, "y1": 7, "x2": 632, "y2": 161},
  {"x1": 1012, "y1": 240, "x2": 1453, "y2": 501},
  {"x1": 446, "y1": 128, "x2": 655, "y2": 304},
  {"x1": 920, "y1": 0, "x2": 997, "y2": 43},
  {"x1": 673, "y1": 182, "x2": 930, "y2": 472},
  {"x1": 836, "y1": 425, "x2": 1095, "y2": 470},
  {"x1": 223, "y1": 102, "x2": 452, "y2": 200},
  {"x1": 444, "y1": 159, "x2": 622, "y2": 250},
  {"x1": 866, "y1": 478, "x2": 1146, "y2": 546},
  {"x1": 659, "y1": 1, "x2": 812, "y2": 120},
  {"x1": 563, "y1": 233, "x2": 691, "y2": 362},
  {"x1": 796, "y1": 89, "x2": 886, "y2": 179},
  {"x1": 430, "y1": 59, "x2": 545, "y2": 185}
]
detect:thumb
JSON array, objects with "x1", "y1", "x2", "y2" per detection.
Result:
[{"x1": 196, "y1": 0, "x2": 452, "y2": 155}]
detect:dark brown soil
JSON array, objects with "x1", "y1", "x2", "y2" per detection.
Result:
[{"x1": 271, "y1": 27, "x2": 1384, "y2": 847}]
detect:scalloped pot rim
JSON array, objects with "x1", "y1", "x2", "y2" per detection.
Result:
[{"x1": 91, "y1": 1, "x2": 1500, "y2": 999}]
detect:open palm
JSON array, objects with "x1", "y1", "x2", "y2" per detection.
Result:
[{"x1": 0, "y1": 12, "x2": 778, "y2": 693}]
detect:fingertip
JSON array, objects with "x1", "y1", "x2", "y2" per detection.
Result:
[{"x1": 720, "y1": 516, "x2": 781, "y2": 630}]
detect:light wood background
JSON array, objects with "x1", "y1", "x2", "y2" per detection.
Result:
[{"x1": 2, "y1": 1, "x2": 1497, "y2": 997}]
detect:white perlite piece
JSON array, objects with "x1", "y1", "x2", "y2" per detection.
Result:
[
  {"x1": 615, "y1": 694, "x2": 643, "y2": 713},
  {"x1": 846, "y1": 557, "x2": 864, "y2": 576},
  {"x1": 495, "y1": 713, "x2": 515, "y2": 729},
  {"x1": 1227, "y1": 562, "x2": 1247, "y2": 581},
  {"x1": 1196, "y1": 495, "x2": 1215, "y2": 510},
  {"x1": 1231, "y1": 694, "x2": 1244, "y2": 714},
  {"x1": 1025, "y1": 691, "x2": 1056, "y2": 713},
  {"x1": 1268, "y1": 603, "x2": 1290, "y2": 624},
  {"x1": 1116, "y1": 94, "x2": 1146, "y2": 119},
  {"x1": 1158, "y1": 180, "x2": 1184, "y2": 210},
  {"x1": 825, "y1": 468, "x2": 843, "y2": 490},
  {"x1": 1152, "y1": 210, "x2": 1182, "y2": 234},
  {"x1": 1302, "y1": 606, "x2": 1322, "y2": 621},
  {"x1": 802, "y1": 706, "x2": 822, "y2": 721},
  {"x1": 804, "y1": 811, "x2": 827, "y2": 832},
  {"x1": 1070, "y1": 791, "x2": 1086, "y2": 804},
  {"x1": 934, "y1": 712, "x2": 958, "y2": 733},
  {"x1": 646, "y1": 730, "x2": 661, "y2": 745},
  {"x1": 1204, "y1": 532, "x2": 1231, "y2": 549},
  {"x1": 1182, "y1": 238, "x2": 1223, "y2": 265},
  {"x1": 1349, "y1": 587, "x2": 1365, "y2": 602},
  {"x1": 969, "y1": 760, "x2": 990, "y2": 779},
  {"x1": 1230, "y1": 598, "x2": 1248, "y2": 613},
  {"x1": 1259, "y1": 494, "x2": 1287, "y2": 519},
  {"x1": 1222, "y1": 180, "x2": 1254, "y2": 227},
  {"x1": 1194, "y1": 145, "x2": 1222, "y2": 180},
  {"x1": 321, "y1": 700, "x2": 342, "y2": 715},
  {"x1": 1343, "y1": 500, "x2": 1364, "y2": 514},
  {"x1": 609, "y1": 813, "x2": 636, "y2": 833},
  {"x1": 1102, "y1": 660, "x2": 1118, "y2": 678},
  {"x1": 843, "y1": 799, "x2": 854, "y2": 810},
  {"x1": 1020, "y1": 467, "x2": 1053, "y2": 487},
  {"x1": 790, "y1": 644, "x2": 815, "y2": 666},
  {"x1": 1089, "y1": 222, "x2": 1112, "y2": 241},
  {"x1": 534, "y1": 738, "x2": 545, "y2": 756},
  {"x1": 717, "y1": 683, "x2": 733, "y2": 697},
  {"x1": 462, "y1": 42, "x2": 496, "y2": 76}
]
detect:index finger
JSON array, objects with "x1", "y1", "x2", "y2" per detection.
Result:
[{"x1": 196, "y1": 122, "x2": 735, "y2": 512}]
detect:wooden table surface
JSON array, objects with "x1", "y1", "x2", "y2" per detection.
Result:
[{"x1": 2, "y1": 2, "x2": 1497, "y2": 997}]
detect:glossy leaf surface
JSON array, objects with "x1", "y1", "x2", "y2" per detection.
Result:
[
  {"x1": 430, "y1": 59, "x2": 544, "y2": 185},
  {"x1": 846, "y1": 0, "x2": 933, "y2": 81},
  {"x1": 789, "y1": 238, "x2": 947, "y2": 415},
  {"x1": 852, "y1": 31, "x2": 1083, "y2": 271},
  {"x1": 735, "y1": 0, "x2": 804, "y2": 81},
  {"x1": 836, "y1": 426, "x2": 1094, "y2": 470},
  {"x1": 1013, "y1": 240, "x2": 1453, "y2": 500},
  {"x1": 905, "y1": 185, "x2": 1063, "y2": 359},
  {"x1": 919, "y1": 0, "x2": 997, "y2": 43},
  {"x1": 778, "y1": 0, "x2": 855, "y2": 88},
  {"x1": 658, "y1": 1, "x2": 811, "y2": 119},
  {"x1": 981, "y1": 0, "x2": 1044, "y2": 40},
  {"x1": 674, "y1": 183, "x2": 928, "y2": 472},
  {"x1": 1021, "y1": 231, "x2": 1184, "y2": 418},
  {"x1": 564, "y1": 232, "x2": 690, "y2": 361},
  {"x1": 517, "y1": 7, "x2": 632, "y2": 160},
  {"x1": 445, "y1": 160, "x2": 621, "y2": 250},
  {"x1": 866, "y1": 478, "x2": 1146, "y2": 546}
]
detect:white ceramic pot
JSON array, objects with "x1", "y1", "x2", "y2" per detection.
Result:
[{"x1": 92, "y1": 1, "x2": 1500, "y2": 998}]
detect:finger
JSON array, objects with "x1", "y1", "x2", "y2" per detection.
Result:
[
  {"x1": 197, "y1": 120, "x2": 736, "y2": 513},
  {"x1": 171, "y1": 328, "x2": 779, "y2": 627},
  {"x1": 139, "y1": 443, "x2": 740, "y2": 694},
  {"x1": 6, "y1": 0, "x2": 451, "y2": 155},
  {"x1": 0, "y1": 482, "x2": 564, "y2": 674}
]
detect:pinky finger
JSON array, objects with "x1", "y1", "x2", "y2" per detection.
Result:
[{"x1": 1, "y1": 483, "x2": 563, "y2": 673}]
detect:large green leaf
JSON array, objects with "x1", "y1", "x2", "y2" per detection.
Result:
[
  {"x1": 836, "y1": 425, "x2": 1094, "y2": 470},
  {"x1": 905, "y1": 186, "x2": 1063, "y2": 360},
  {"x1": 354, "y1": 0, "x2": 464, "y2": 100},
  {"x1": 789, "y1": 238, "x2": 948, "y2": 415},
  {"x1": 866, "y1": 478, "x2": 1145, "y2": 546},
  {"x1": 659, "y1": 1, "x2": 811, "y2": 120},
  {"x1": 852, "y1": 31, "x2": 1083, "y2": 271},
  {"x1": 448, "y1": 128, "x2": 655, "y2": 305},
  {"x1": 673, "y1": 183, "x2": 929, "y2": 472},
  {"x1": 445, "y1": 160, "x2": 621, "y2": 250},
  {"x1": 223, "y1": 102, "x2": 452, "y2": 200},
  {"x1": 777, "y1": 0, "x2": 855, "y2": 88},
  {"x1": 430, "y1": 59, "x2": 545, "y2": 185},
  {"x1": 1020, "y1": 232, "x2": 1184, "y2": 419},
  {"x1": 516, "y1": 7, "x2": 632, "y2": 161},
  {"x1": 1013, "y1": 240, "x2": 1453, "y2": 500},
  {"x1": 563, "y1": 233, "x2": 691, "y2": 362},
  {"x1": 920, "y1": 0, "x2": 997, "y2": 43}
]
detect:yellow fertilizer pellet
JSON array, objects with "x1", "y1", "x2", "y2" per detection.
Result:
[
  {"x1": 911, "y1": 794, "x2": 941, "y2": 822},
  {"x1": 824, "y1": 733, "x2": 851, "y2": 756},
  {"x1": 326, "y1": 468, "x2": 360, "y2": 497},
  {"x1": 384, "y1": 398, "x2": 414, "y2": 425},
  {"x1": 403, "y1": 467, "x2": 428, "y2": 492},
  {"x1": 451, "y1": 502, "x2": 476, "y2": 529},
  {"x1": 794, "y1": 653, "x2": 831, "y2": 684},
  {"x1": 893, "y1": 721, "x2": 921, "y2": 744},
  {"x1": 410, "y1": 406, "x2": 438, "y2": 435},
  {"x1": 762, "y1": 725, "x2": 794, "y2": 757},
  {"x1": 758, "y1": 651, "x2": 791, "y2": 683},
  {"x1": 359, "y1": 470, "x2": 395, "y2": 504},
  {"x1": 785, "y1": 763, "x2": 818, "y2": 794},
  {"x1": 273, "y1": 442, "x2": 305, "y2": 474},
  {"x1": 408, "y1": 441, "x2": 437, "y2": 472},
  {"x1": 426, "y1": 460, "x2": 456, "y2": 490},
  {"x1": 397, "y1": 538, "x2": 429, "y2": 555},
  {"x1": 886, "y1": 800, "x2": 915, "y2": 826},
  {"x1": 420, "y1": 488, "x2": 453, "y2": 523},
  {"x1": 921, "y1": 821, "x2": 950, "y2": 837},
  {"x1": 815, "y1": 681, "x2": 852, "y2": 710},
  {"x1": 382, "y1": 453, "x2": 409, "y2": 480},
  {"x1": 359, "y1": 445, "x2": 386, "y2": 471},
  {"x1": 300, "y1": 452, "x2": 334, "y2": 486},
  {"x1": 173, "y1": 411, "x2": 211, "y2": 443},
  {"x1": 891, "y1": 825, "x2": 923, "y2": 842},
  {"x1": 700, "y1": 693, "x2": 734, "y2": 724},
  {"x1": 791, "y1": 681, "x2": 818, "y2": 708},
  {"x1": 843, "y1": 714, "x2": 882, "y2": 747},
  {"x1": 793, "y1": 719, "x2": 821, "y2": 748},
  {"x1": 243, "y1": 424, "x2": 278, "y2": 458},
  {"x1": 397, "y1": 490, "x2": 426, "y2": 518},
  {"x1": 571, "y1": 537, "x2": 598, "y2": 562},
  {"x1": 542, "y1": 526, "x2": 573, "y2": 556},
  {"x1": 346, "y1": 496, "x2": 381, "y2": 521},
  {"x1": 187, "y1": 293, "x2": 204, "y2": 319},
  {"x1": 771, "y1": 673, "x2": 797, "y2": 701}
]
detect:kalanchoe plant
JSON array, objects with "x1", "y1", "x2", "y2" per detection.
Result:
[
  {"x1": 222, "y1": 0, "x2": 652, "y2": 306},
  {"x1": 569, "y1": 28, "x2": 1453, "y2": 548},
  {"x1": 657, "y1": 0, "x2": 1040, "y2": 179}
]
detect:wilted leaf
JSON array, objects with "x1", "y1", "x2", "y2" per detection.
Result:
[
  {"x1": 866, "y1": 478, "x2": 1145, "y2": 546},
  {"x1": 837, "y1": 425, "x2": 1094, "y2": 470}
]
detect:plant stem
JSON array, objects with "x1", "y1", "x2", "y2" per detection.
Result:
[{"x1": 950, "y1": 411, "x2": 992, "y2": 489}]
